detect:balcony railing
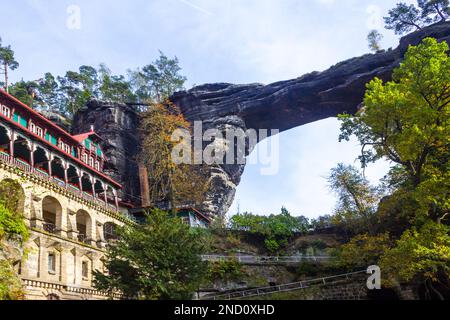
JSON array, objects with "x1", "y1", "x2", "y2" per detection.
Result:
[
  {"x1": 0, "y1": 152, "x2": 120, "y2": 213},
  {"x1": 77, "y1": 233, "x2": 88, "y2": 244},
  {"x1": 43, "y1": 222, "x2": 56, "y2": 234}
]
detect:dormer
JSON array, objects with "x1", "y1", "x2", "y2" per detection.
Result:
[{"x1": 72, "y1": 126, "x2": 105, "y2": 172}]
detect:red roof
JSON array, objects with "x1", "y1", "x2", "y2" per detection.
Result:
[
  {"x1": 0, "y1": 89, "x2": 122, "y2": 189},
  {"x1": 72, "y1": 131, "x2": 103, "y2": 143}
]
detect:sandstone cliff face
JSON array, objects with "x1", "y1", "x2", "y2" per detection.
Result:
[
  {"x1": 71, "y1": 99, "x2": 141, "y2": 205},
  {"x1": 72, "y1": 22, "x2": 450, "y2": 217}
]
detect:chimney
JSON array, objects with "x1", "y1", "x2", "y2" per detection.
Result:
[{"x1": 138, "y1": 162, "x2": 151, "y2": 207}]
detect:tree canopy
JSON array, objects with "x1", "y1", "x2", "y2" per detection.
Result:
[
  {"x1": 6, "y1": 50, "x2": 186, "y2": 117},
  {"x1": 336, "y1": 38, "x2": 450, "y2": 295},
  {"x1": 93, "y1": 209, "x2": 208, "y2": 300},
  {"x1": 384, "y1": 0, "x2": 449, "y2": 35}
]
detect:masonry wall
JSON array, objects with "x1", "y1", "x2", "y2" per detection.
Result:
[{"x1": 0, "y1": 161, "x2": 127, "y2": 300}]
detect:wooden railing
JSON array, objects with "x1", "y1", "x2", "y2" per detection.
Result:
[{"x1": 0, "y1": 152, "x2": 121, "y2": 214}]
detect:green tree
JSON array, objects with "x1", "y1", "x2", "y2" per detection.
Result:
[
  {"x1": 338, "y1": 233, "x2": 392, "y2": 270},
  {"x1": 98, "y1": 64, "x2": 135, "y2": 102},
  {"x1": 384, "y1": 2, "x2": 423, "y2": 34},
  {"x1": 367, "y1": 30, "x2": 384, "y2": 52},
  {"x1": 418, "y1": 0, "x2": 450, "y2": 23},
  {"x1": 380, "y1": 221, "x2": 450, "y2": 298},
  {"x1": 230, "y1": 207, "x2": 305, "y2": 253},
  {"x1": 328, "y1": 164, "x2": 381, "y2": 235},
  {"x1": 139, "y1": 102, "x2": 209, "y2": 210},
  {"x1": 93, "y1": 209, "x2": 208, "y2": 300},
  {"x1": 8, "y1": 81, "x2": 37, "y2": 107},
  {"x1": 0, "y1": 37, "x2": 19, "y2": 92},
  {"x1": 339, "y1": 38, "x2": 450, "y2": 224},
  {"x1": 35, "y1": 73, "x2": 60, "y2": 111},
  {"x1": 129, "y1": 51, "x2": 187, "y2": 104}
]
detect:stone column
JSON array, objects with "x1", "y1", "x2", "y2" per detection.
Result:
[
  {"x1": 86, "y1": 216, "x2": 96, "y2": 246},
  {"x1": 56, "y1": 207, "x2": 68, "y2": 238},
  {"x1": 59, "y1": 245, "x2": 71, "y2": 284},
  {"x1": 37, "y1": 240, "x2": 47, "y2": 279},
  {"x1": 30, "y1": 196, "x2": 44, "y2": 229},
  {"x1": 96, "y1": 221, "x2": 106, "y2": 249},
  {"x1": 66, "y1": 210, "x2": 78, "y2": 240}
]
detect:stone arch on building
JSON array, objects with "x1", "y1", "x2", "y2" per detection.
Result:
[
  {"x1": 76, "y1": 209, "x2": 92, "y2": 244},
  {"x1": 43, "y1": 289, "x2": 62, "y2": 300},
  {"x1": 41, "y1": 196, "x2": 63, "y2": 234}
]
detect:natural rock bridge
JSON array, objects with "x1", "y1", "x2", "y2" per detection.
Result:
[{"x1": 73, "y1": 22, "x2": 450, "y2": 217}]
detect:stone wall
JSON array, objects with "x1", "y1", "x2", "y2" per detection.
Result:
[{"x1": 0, "y1": 160, "x2": 127, "y2": 300}]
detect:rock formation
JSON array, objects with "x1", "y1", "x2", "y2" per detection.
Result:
[
  {"x1": 72, "y1": 22, "x2": 450, "y2": 217},
  {"x1": 170, "y1": 22, "x2": 450, "y2": 216},
  {"x1": 71, "y1": 99, "x2": 141, "y2": 205}
]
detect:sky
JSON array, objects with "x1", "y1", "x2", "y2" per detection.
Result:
[{"x1": 0, "y1": 0, "x2": 415, "y2": 218}]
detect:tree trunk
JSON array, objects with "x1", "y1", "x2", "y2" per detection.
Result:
[
  {"x1": 4, "y1": 62, "x2": 8, "y2": 93},
  {"x1": 435, "y1": 5, "x2": 447, "y2": 22}
]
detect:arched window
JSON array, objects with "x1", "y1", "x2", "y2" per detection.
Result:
[
  {"x1": 42, "y1": 196, "x2": 62, "y2": 234},
  {"x1": 47, "y1": 293, "x2": 60, "y2": 300},
  {"x1": 76, "y1": 210, "x2": 92, "y2": 243}
]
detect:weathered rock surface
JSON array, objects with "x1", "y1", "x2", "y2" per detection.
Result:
[
  {"x1": 71, "y1": 99, "x2": 141, "y2": 204},
  {"x1": 71, "y1": 22, "x2": 450, "y2": 217},
  {"x1": 170, "y1": 21, "x2": 450, "y2": 216}
]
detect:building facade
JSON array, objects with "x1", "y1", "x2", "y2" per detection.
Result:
[{"x1": 0, "y1": 89, "x2": 131, "y2": 300}]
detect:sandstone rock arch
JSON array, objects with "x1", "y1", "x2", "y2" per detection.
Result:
[{"x1": 71, "y1": 21, "x2": 450, "y2": 217}]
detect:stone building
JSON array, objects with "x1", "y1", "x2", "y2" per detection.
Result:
[{"x1": 0, "y1": 89, "x2": 132, "y2": 300}]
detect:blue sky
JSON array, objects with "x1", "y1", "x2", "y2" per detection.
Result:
[{"x1": 1, "y1": 0, "x2": 414, "y2": 218}]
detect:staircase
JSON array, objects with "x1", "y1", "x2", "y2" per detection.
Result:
[{"x1": 200, "y1": 270, "x2": 366, "y2": 300}]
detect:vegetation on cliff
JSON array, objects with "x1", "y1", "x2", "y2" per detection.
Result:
[
  {"x1": 335, "y1": 37, "x2": 450, "y2": 298},
  {"x1": 0, "y1": 179, "x2": 28, "y2": 300}
]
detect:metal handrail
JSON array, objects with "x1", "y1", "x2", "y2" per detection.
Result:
[
  {"x1": 201, "y1": 254, "x2": 330, "y2": 264},
  {"x1": 201, "y1": 270, "x2": 366, "y2": 300}
]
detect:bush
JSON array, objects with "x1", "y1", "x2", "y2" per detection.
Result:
[{"x1": 208, "y1": 259, "x2": 245, "y2": 282}]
